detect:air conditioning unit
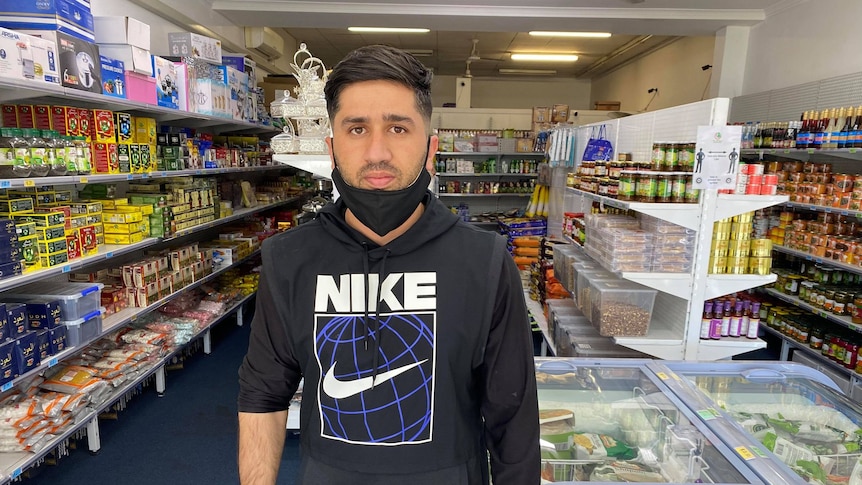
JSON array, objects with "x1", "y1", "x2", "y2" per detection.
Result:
[{"x1": 244, "y1": 27, "x2": 284, "y2": 60}]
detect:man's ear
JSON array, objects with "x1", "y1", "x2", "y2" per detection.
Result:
[
  {"x1": 425, "y1": 135, "x2": 439, "y2": 172},
  {"x1": 326, "y1": 136, "x2": 335, "y2": 169}
]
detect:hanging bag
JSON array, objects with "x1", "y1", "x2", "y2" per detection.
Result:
[{"x1": 582, "y1": 124, "x2": 614, "y2": 162}]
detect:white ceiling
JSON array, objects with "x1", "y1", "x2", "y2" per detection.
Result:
[{"x1": 207, "y1": 0, "x2": 793, "y2": 78}]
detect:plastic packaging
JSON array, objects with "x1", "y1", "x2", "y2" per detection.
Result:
[
  {"x1": 589, "y1": 280, "x2": 657, "y2": 337},
  {"x1": 22, "y1": 129, "x2": 49, "y2": 177},
  {"x1": 41, "y1": 130, "x2": 67, "y2": 176},
  {"x1": 6, "y1": 129, "x2": 32, "y2": 177}
]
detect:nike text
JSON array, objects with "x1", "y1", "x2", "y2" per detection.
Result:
[{"x1": 314, "y1": 272, "x2": 437, "y2": 313}]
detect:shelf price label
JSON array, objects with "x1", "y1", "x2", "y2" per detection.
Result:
[
  {"x1": 0, "y1": 382, "x2": 12, "y2": 392},
  {"x1": 0, "y1": 180, "x2": 10, "y2": 188},
  {"x1": 24, "y1": 179, "x2": 35, "y2": 187},
  {"x1": 735, "y1": 446, "x2": 756, "y2": 461},
  {"x1": 696, "y1": 409, "x2": 718, "y2": 420},
  {"x1": 79, "y1": 177, "x2": 88, "y2": 183},
  {"x1": 850, "y1": 148, "x2": 858, "y2": 154},
  {"x1": 49, "y1": 358, "x2": 58, "y2": 367},
  {"x1": 126, "y1": 174, "x2": 134, "y2": 180},
  {"x1": 807, "y1": 148, "x2": 815, "y2": 154},
  {"x1": 11, "y1": 468, "x2": 21, "y2": 479},
  {"x1": 61, "y1": 265, "x2": 70, "y2": 273},
  {"x1": 751, "y1": 447, "x2": 767, "y2": 458},
  {"x1": 656, "y1": 372, "x2": 669, "y2": 380}
]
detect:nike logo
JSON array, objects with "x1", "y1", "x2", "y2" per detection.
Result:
[{"x1": 322, "y1": 359, "x2": 428, "y2": 399}]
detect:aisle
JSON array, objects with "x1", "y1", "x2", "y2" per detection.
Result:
[{"x1": 20, "y1": 306, "x2": 302, "y2": 485}]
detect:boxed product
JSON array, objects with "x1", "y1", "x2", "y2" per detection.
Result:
[
  {"x1": 6, "y1": 302, "x2": 26, "y2": 339},
  {"x1": 134, "y1": 117, "x2": 156, "y2": 145},
  {"x1": 168, "y1": 32, "x2": 221, "y2": 65},
  {"x1": 92, "y1": 142, "x2": 119, "y2": 173},
  {"x1": 0, "y1": 198, "x2": 35, "y2": 214},
  {"x1": 152, "y1": 55, "x2": 179, "y2": 109},
  {"x1": 33, "y1": 105, "x2": 52, "y2": 129},
  {"x1": 0, "y1": 339, "x2": 15, "y2": 385},
  {"x1": 222, "y1": 54, "x2": 257, "y2": 86},
  {"x1": 588, "y1": 280, "x2": 656, "y2": 337},
  {"x1": 50, "y1": 105, "x2": 75, "y2": 135},
  {"x1": 104, "y1": 232, "x2": 143, "y2": 245},
  {"x1": 98, "y1": 43, "x2": 152, "y2": 76},
  {"x1": 225, "y1": 66, "x2": 248, "y2": 121},
  {"x1": 2, "y1": 0, "x2": 95, "y2": 42},
  {"x1": 15, "y1": 211, "x2": 64, "y2": 227},
  {"x1": 133, "y1": 281, "x2": 158, "y2": 307},
  {"x1": 122, "y1": 260, "x2": 157, "y2": 287},
  {"x1": 25, "y1": 300, "x2": 62, "y2": 329},
  {"x1": 49, "y1": 325, "x2": 66, "y2": 354},
  {"x1": 99, "y1": 55, "x2": 126, "y2": 98},
  {"x1": 93, "y1": 15, "x2": 150, "y2": 50},
  {"x1": 92, "y1": 109, "x2": 115, "y2": 143},
  {"x1": 34, "y1": 225, "x2": 66, "y2": 240},
  {"x1": 65, "y1": 228, "x2": 80, "y2": 259},
  {"x1": 125, "y1": 70, "x2": 156, "y2": 104},
  {"x1": 0, "y1": 302, "x2": 7, "y2": 341},
  {"x1": 37, "y1": 237, "x2": 67, "y2": 255},
  {"x1": 40, "y1": 250, "x2": 68, "y2": 267},
  {"x1": 36, "y1": 329, "x2": 50, "y2": 361},
  {"x1": 14, "y1": 331, "x2": 39, "y2": 374},
  {"x1": 26, "y1": 31, "x2": 101, "y2": 92},
  {"x1": 115, "y1": 112, "x2": 133, "y2": 143},
  {"x1": 0, "y1": 28, "x2": 60, "y2": 85}
]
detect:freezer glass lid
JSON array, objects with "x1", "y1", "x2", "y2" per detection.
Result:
[
  {"x1": 534, "y1": 359, "x2": 752, "y2": 484},
  {"x1": 673, "y1": 364, "x2": 862, "y2": 484}
]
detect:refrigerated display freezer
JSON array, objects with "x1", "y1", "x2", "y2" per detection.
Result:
[
  {"x1": 656, "y1": 361, "x2": 862, "y2": 485},
  {"x1": 535, "y1": 358, "x2": 766, "y2": 484}
]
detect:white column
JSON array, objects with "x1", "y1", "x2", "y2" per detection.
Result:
[{"x1": 709, "y1": 26, "x2": 750, "y2": 99}]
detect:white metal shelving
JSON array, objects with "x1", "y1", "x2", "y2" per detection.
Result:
[
  {"x1": 764, "y1": 288, "x2": 861, "y2": 334},
  {"x1": 559, "y1": 98, "x2": 787, "y2": 360},
  {"x1": 524, "y1": 294, "x2": 554, "y2": 357},
  {"x1": 772, "y1": 244, "x2": 862, "y2": 276},
  {"x1": 272, "y1": 154, "x2": 332, "y2": 180}
]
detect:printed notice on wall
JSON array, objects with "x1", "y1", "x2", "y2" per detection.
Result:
[{"x1": 692, "y1": 125, "x2": 742, "y2": 189}]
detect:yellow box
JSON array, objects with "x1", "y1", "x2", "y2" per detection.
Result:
[
  {"x1": 34, "y1": 225, "x2": 67, "y2": 241},
  {"x1": 14, "y1": 221, "x2": 36, "y2": 238},
  {"x1": 54, "y1": 190, "x2": 72, "y2": 203},
  {"x1": 104, "y1": 219, "x2": 149, "y2": 235},
  {"x1": 104, "y1": 232, "x2": 145, "y2": 245},
  {"x1": 14, "y1": 212, "x2": 64, "y2": 227},
  {"x1": 128, "y1": 204, "x2": 154, "y2": 216},
  {"x1": 40, "y1": 250, "x2": 69, "y2": 267},
  {"x1": 90, "y1": 198, "x2": 128, "y2": 210},
  {"x1": 0, "y1": 198, "x2": 34, "y2": 214},
  {"x1": 134, "y1": 117, "x2": 157, "y2": 145},
  {"x1": 70, "y1": 202, "x2": 103, "y2": 215},
  {"x1": 37, "y1": 237, "x2": 67, "y2": 254},
  {"x1": 103, "y1": 211, "x2": 143, "y2": 224}
]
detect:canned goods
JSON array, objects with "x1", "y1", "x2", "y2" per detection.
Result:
[
  {"x1": 763, "y1": 174, "x2": 779, "y2": 185},
  {"x1": 710, "y1": 239, "x2": 730, "y2": 257},
  {"x1": 733, "y1": 213, "x2": 754, "y2": 223},
  {"x1": 748, "y1": 174, "x2": 763, "y2": 185},
  {"x1": 727, "y1": 257, "x2": 748, "y2": 274},
  {"x1": 748, "y1": 257, "x2": 773, "y2": 275},
  {"x1": 748, "y1": 163, "x2": 765, "y2": 176},
  {"x1": 714, "y1": 221, "x2": 732, "y2": 232},
  {"x1": 750, "y1": 239, "x2": 773, "y2": 257},
  {"x1": 728, "y1": 239, "x2": 751, "y2": 257},
  {"x1": 745, "y1": 184, "x2": 762, "y2": 195},
  {"x1": 709, "y1": 257, "x2": 727, "y2": 274}
]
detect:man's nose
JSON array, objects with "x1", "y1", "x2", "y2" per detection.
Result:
[{"x1": 363, "y1": 130, "x2": 391, "y2": 162}]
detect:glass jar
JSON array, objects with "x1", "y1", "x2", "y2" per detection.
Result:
[
  {"x1": 679, "y1": 143, "x2": 696, "y2": 172},
  {"x1": 636, "y1": 173, "x2": 657, "y2": 202},
  {"x1": 42, "y1": 130, "x2": 67, "y2": 176},
  {"x1": 664, "y1": 142, "x2": 680, "y2": 172},
  {"x1": 671, "y1": 174, "x2": 686, "y2": 203},
  {"x1": 651, "y1": 142, "x2": 666, "y2": 171},
  {"x1": 684, "y1": 179, "x2": 700, "y2": 203},
  {"x1": 73, "y1": 136, "x2": 92, "y2": 175},
  {"x1": 594, "y1": 161, "x2": 607, "y2": 177},
  {"x1": 810, "y1": 325, "x2": 824, "y2": 350},
  {"x1": 835, "y1": 292, "x2": 850, "y2": 315},
  {"x1": 608, "y1": 161, "x2": 624, "y2": 179},
  {"x1": 23, "y1": 128, "x2": 49, "y2": 176},
  {"x1": 853, "y1": 295, "x2": 862, "y2": 324},
  {"x1": 655, "y1": 174, "x2": 673, "y2": 203},
  {"x1": 7, "y1": 129, "x2": 32, "y2": 178},
  {"x1": 618, "y1": 172, "x2": 636, "y2": 201}
]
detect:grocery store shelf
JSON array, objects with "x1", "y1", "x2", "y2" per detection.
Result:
[
  {"x1": 524, "y1": 294, "x2": 555, "y2": 356},
  {"x1": 704, "y1": 273, "x2": 777, "y2": 301},
  {"x1": 772, "y1": 244, "x2": 862, "y2": 277},
  {"x1": 760, "y1": 325, "x2": 855, "y2": 380},
  {"x1": 273, "y1": 154, "x2": 332, "y2": 179},
  {"x1": 0, "y1": 165, "x2": 290, "y2": 190},
  {"x1": 0, "y1": 238, "x2": 159, "y2": 293},
  {"x1": 741, "y1": 147, "x2": 862, "y2": 162},
  {"x1": 713, "y1": 194, "x2": 788, "y2": 221},
  {"x1": 621, "y1": 272, "x2": 693, "y2": 299},
  {"x1": 763, "y1": 287, "x2": 862, "y2": 335},
  {"x1": 436, "y1": 152, "x2": 545, "y2": 157},
  {"x1": 440, "y1": 191, "x2": 534, "y2": 198},
  {"x1": 163, "y1": 196, "x2": 300, "y2": 242},
  {"x1": 566, "y1": 187, "x2": 701, "y2": 230},
  {"x1": 695, "y1": 336, "x2": 767, "y2": 360},
  {"x1": 783, "y1": 201, "x2": 862, "y2": 217},
  {"x1": 614, "y1": 332, "x2": 684, "y2": 360},
  {"x1": 436, "y1": 173, "x2": 538, "y2": 178}
]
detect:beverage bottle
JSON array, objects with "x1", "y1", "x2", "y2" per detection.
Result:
[
  {"x1": 823, "y1": 109, "x2": 837, "y2": 149},
  {"x1": 729, "y1": 301, "x2": 743, "y2": 337},
  {"x1": 853, "y1": 106, "x2": 862, "y2": 148},
  {"x1": 700, "y1": 301, "x2": 713, "y2": 340},
  {"x1": 811, "y1": 111, "x2": 824, "y2": 149},
  {"x1": 746, "y1": 302, "x2": 761, "y2": 339},
  {"x1": 834, "y1": 107, "x2": 847, "y2": 149},
  {"x1": 739, "y1": 300, "x2": 751, "y2": 336},
  {"x1": 839, "y1": 107, "x2": 853, "y2": 149},
  {"x1": 720, "y1": 300, "x2": 732, "y2": 337},
  {"x1": 753, "y1": 123, "x2": 763, "y2": 148},
  {"x1": 797, "y1": 111, "x2": 810, "y2": 149}
]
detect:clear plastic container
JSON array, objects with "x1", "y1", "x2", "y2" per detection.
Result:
[
  {"x1": 63, "y1": 309, "x2": 103, "y2": 347},
  {"x1": 652, "y1": 234, "x2": 696, "y2": 246},
  {"x1": 0, "y1": 128, "x2": 28, "y2": 178},
  {"x1": 589, "y1": 280, "x2": 657, "y2": 337},
  {"x1": 651, "y1": 261, "x2": 693, "y2": 273},
  {"x1": 7, "y1": 128, "x2": 32, "y2": 177},
  {"x1": 73, "y1": 136, "x2": 92, "y2": 174},
  {"x1": 22, "y1": 128, "x2": 49, "y2": 176},
  {"x1": 42, "y1": 130, "x2": 67, "y2": 176},
  {"x1": 3, "y1": 282, "x2": 104, "y2": 320},
  {"x1": 61, "y1": 135, "x2": 79, "y2": 174}
]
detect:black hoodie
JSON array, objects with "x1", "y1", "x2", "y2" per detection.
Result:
[{"x1": 238, "y1": 193, "x2": 540, "y2": 484}]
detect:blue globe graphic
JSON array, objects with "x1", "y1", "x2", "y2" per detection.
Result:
[{"x1": 316, "y1": 313, "x2": 435, "y2": 444}]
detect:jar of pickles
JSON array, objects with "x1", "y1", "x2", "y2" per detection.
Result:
[
  {"x1": 651, "y1": 142, "x2": 666, "y2": 171},
  {"x1": 655, "y1": 174, "x2": 673, "y2": 203},
  {"x1": 636, "y1": 173, "x2": 657, "y2": 202},
  {"x1": 664, "y1": 142, "x2": 680, "y2": 172},
  {"x1": 618, "y1": 172, "x2": 636, "y2": 201}
]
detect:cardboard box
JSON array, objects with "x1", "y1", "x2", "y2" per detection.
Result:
[
  {"x1": 36, "y1": 329, "x2": 50, "y2": 361},
  {"x1": 99, "y1": 55, "x2": 126, "y2": 98},
  {"x1": 4, "y1": 0, "x2": 95, "y2": 42},
  {"x1": 104, "y1": 232, "x2": 143, "y2": 245},
  {"x1": 168, "y1": 32, "x2": 221, "y2": 65},
  {"x1": 129, "y1": 143, "x2": 142, "y2": 172},
  {"x1": 0, "y1": 27, "x2": 61, "y2": 85},
  {"x1": 29, "y1": 31, "x2": 102, "y2": 93},
  {"x1": 116, "y1": 143, "x2": 131, "y2": 173},
  {"x1": 26, "y1": 300, "x2": 61, "y2": 330},
  {"x1": 152, "y1": 55, "x2": 179, "y2": 109},
  {"x1": 115, "y1": 112, "x2": 133, "y2": 143},
  {"x1": 93, "y1": 16, "x2": 150, "y2": 50},
  {"x1": 79, "y1": 224, "x2": 97, "y2": 254},
  {"x1": 93, "y1": 109, "x2": 115, "y2": 143},
  {"x1": 6, "y1": 303, "x2": 26, "y2": 339},
  {"x1": 65, "y1": 229, "x2": 80, "y2": 259},
  {"x1": 552, "y1": 104, "x2": 569, "y2": 123},
  {"x1": 77, "y1": 107, "x2": 93, "y2": 141},
  {"x1": 226, "y1": 66, "x2": 248, "y2": 121},
  {"x1": 0, "y1": 339, "x2": 14, "y2": 384},
  {"x1": 39, "y1": 250, "x2": 68, "y2": 267},
  {"x1": 98, "y1": 44, "x2": 152, "y2": 76},
  {"x1": 125, "y1": 70, "x2": 155, "y2": 104},
  {"x1": 50, "y1": 105, "x2": 74, "y2": 135},
  {"x1": 1, "y1": 105, "x2": 16, "y2": 128},
  {"x1": 14, "y1": 331, "x2": 39, "y2": 373},
  {"x1": 173, "y1": 61, "x2": 188, "y2": 111},
  {"x1": 49, "y1": 325, "x2": 66, "y2": 354},
  {"x1": 222, "y1": 54, "x2": 257, "y2": 87},
  {"x1": 33, "y1": 105, "x2": 52, "y2": 130},
  {"x1": 16, "y1": 105, "x2": 34, "y2": 128},
  {"x1": 92, "y1": 142, "x2": 118, "y2": 174},
  {"x1": 134, "y1": 117, "x2": 156, "y2": 145},
  {"x1": 532, "y1": 106, "x2": 551, "y2": 123}
]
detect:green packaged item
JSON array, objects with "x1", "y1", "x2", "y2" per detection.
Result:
[{"x1": 572, "y1": 433, "x2": 637, "y2": 460}]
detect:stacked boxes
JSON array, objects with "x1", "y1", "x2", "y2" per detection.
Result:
[{"x1": 0, "y1": 219, "x2": 22, "y2": 278}]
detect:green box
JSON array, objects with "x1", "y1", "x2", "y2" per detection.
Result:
[
  {"x1": 162, "y1": 146, "x2": 181, "y2": 159},
  {"x1": 130, "y1": 144, "x2": 142, "y2": 172},
  {"x1": 117, "y1": 144, "x2": 131, "y2": 173}
]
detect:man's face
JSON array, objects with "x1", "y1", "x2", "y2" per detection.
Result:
[{"x1": 326, "y1": 80, "x2": 437, "y2": 190}]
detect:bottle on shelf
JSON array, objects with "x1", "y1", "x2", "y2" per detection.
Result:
[
  {"x1": 853, "y1": 106, "x2": 862, "y2": 149},
  {"x1": 746, "y1": 302, "x2": 761, "y2": 339},
  {"x1": 839, "y1": 107, "x2": 853, "y2": 149},
  {"x1": 797, "y1": 111, "x2": 810, "y2": 149},
  {"x1": 833, "y1": 107, "x2": 847, "y2": 149},
  {"x1": 729, "y1": 300, "x2": 743, "y2": 337},
  {"x1": 721, "y1": 300, "x2": 732, "y2": 337},
  {"x1": 700, "y1": 301, "x2": 713, "y2": 340},
  {"x1": 740, "y1": 300, "x2": 751, "y2": 337}
]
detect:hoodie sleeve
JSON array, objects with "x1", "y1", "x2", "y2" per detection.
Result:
[
  {"x1": 481, "y1": 246, "x2": 541, "y2": 485},
  {"x1": 237, "y1": 265, "x2": 302, "y2": 413}
]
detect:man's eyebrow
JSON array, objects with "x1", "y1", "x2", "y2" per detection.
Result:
[
  {"x1": 383, "y1": 113, "x2": 416, "y2": 125},
  {"x1": 341, "y1": 116, "x2": 368, "y2": 126}
]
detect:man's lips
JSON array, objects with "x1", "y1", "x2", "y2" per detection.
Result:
[{"x1": 363, "y1": 173, "x2": 396, "y2": 189}]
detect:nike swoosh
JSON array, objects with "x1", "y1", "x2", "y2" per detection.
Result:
[{"x1": 322, "y1": 359, "x2": 428, "y2": 399}]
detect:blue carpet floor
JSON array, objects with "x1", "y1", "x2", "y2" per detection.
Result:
[{"x1": 20, "y1": 300, "x2": 303, "y2": 485}]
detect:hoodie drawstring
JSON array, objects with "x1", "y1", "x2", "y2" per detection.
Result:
[
  {"x1": 370, "y1": 249, "x2": 391, "y2": 389},
  {"x1": 361, "y1": 243, "x2": 371, "y2": 351}
]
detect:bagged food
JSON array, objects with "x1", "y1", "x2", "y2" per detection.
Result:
[
  {"x1": 768, "y1": 416, "x2": 847, "y2": 443},
  {"x1": 572, "y1": 433, "x2": 637, "y2": 461},
  {"x1": 590, "y1": 461, "x2": 664, "y2": 482}
]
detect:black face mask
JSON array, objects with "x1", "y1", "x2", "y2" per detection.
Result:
[{"x1": 331, "y1": 154, "x2": 431, "y2": 237}]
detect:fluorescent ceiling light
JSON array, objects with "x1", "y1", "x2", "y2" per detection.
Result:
[
  {"x1": 348, "y1": 27, "x2": 429, "y2": 33},
  {"x1": 499, "y1": 69, "x2": 557, "y2": 75},
  {"x1": 404, "y1": 49, "x2": 434, "y2": 57},
  {"x1": 529, "y1": 31, "x2": 612, "y2": 38},
  {"x1": 511, "y1": 53, "x2": 579, "y2": 62}
]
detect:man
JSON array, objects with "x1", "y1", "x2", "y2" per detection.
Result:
[{"x1": 237, "y1": 45, "x2": 540, "y2": 485}]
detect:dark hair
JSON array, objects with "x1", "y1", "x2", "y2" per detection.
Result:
[{"x1": 325, "y1": 45, "x2": 433, "y2": 125}]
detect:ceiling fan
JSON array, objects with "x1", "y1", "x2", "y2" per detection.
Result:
[{"x1": 463, "y1": 38, "x2": 501, "y2": 77}]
